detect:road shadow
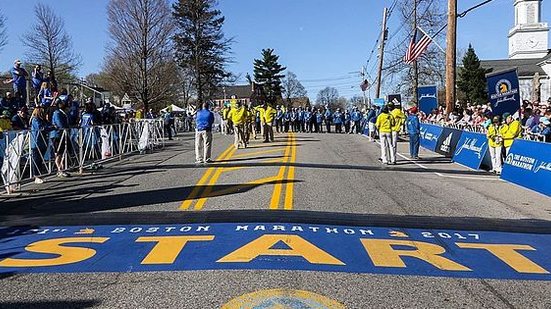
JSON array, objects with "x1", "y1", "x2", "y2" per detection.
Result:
[{"x1": 0, "y1": 180, "x2": 302, "y2": 217}]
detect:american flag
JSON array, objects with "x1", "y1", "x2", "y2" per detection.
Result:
[{"x1": 404, "y1": 28, "x2": 433, "y2": 64}]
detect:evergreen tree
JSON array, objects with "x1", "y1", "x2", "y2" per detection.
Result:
[
  {"x1": 253, "y1": 49, "x2": 286, "y2": 105},
  {"x1": 173, "y1": 0, "x2": 232, "y2": 105},
  {"x1": 457, "y1": 44, "x2": 490, "y2": 105}
]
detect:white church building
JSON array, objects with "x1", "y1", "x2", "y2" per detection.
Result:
[{"x1": 481, "y1": 0, "x2": 551, "y2": 103}]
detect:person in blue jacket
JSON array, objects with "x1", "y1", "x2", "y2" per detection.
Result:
[
  {"x1": 406, "y1": 106, "x2": 421, "y2": 159},
  {"x1": 315, "y1": 108, "x2": 323, "y2": 133},
  {"x1": 303, "y1": 107, "x2": 313, "y2": 133},
  {"x1": 195, "y1": 102, "x2": 215, "y2": 164},
  {"x1": 350, "y1": 107, "x2": 362, "y2": 134},
  {"x1": 283, "y1": 109, "x2": 291, "y2": 133},
  {"x1": 343, "y1": 110, "x2": 351, "y2": 133},
  {"x1": 290, "y1": 108, "x2": 298, "y2": 133},
  {"x1": 30, "y1": 107, "x2": 50, "y2": 184},
  {"x1": 366, "y1": 106, "x2": 378, "y2": 141},
  {"x1": 333, "y1": 108, "x2": 343, "y2": 133},
  {"x1": 51, "y1": 99, "x2": 70, "y2": 177},
  {"x1": 324, "y1": 107, "x2": 332, "y2": 133},
  {"x1": 275, "y1": 106, "x2": 284, "y2": 133}
]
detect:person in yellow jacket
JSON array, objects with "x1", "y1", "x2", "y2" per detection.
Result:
[
  {"x1": 221, "y1": 105, "x2": 231, "y2": 135},
  {"x1": 390, "y1": 104, "x2": 405, "y2": 161},
  {"x1": 228, "y1": 102, "x2": 248, "y2": 149},
  {"x1": 0, "y1": 110, "x2": 13, "y2": 132},
  {"x1": 486, "y1": 116, "x2": 507, "y2": 175},
  {"x1": 245, "y1": 106, "x2": 257, "y2": 142},
  {"x1": 256, "y1": 103, "x2": 277, "y2": 142},
  {"x1": 502, "y1": 112, "x2": 521, "y2": 154},
  {"x1": 375, "y1": 106, "x2": 396, "y2": 165}
]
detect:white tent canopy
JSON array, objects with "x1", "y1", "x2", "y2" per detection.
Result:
[{"x1": 161, "y1": 104, "x2": 186, "y2": 113}]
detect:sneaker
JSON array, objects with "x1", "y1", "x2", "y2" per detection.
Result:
[
  {"x1": 195, "y1": 160, "x2": 203, "y2": 165},
  {"x1": 34, "y1": 177, "x2": 44, "y2": 184},
  {"x1": 205, "y1": 159, "x2": 213, "y2": 164}
]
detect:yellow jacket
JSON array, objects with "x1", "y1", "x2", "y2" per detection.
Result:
[
  {"x1": 375, "y1": 113, "x2": 395, "y2": 133},
  {"x1": 229, "y1": 107, "x2": 248, "y2": 125},
  {"x1": 390, "y1": 108, "x2": 405, "y2": 132},
  {"x1": 486, "y1": 124, "x2": 507, "y2": 148},
  {"x1": 502, "y1": 120, "x2": 521, "y2": 148},
  {"x1": 257, "y1": 106, "x2": 276, "y2": 123},
  {"x1": 0, "y1": 118, "x2": 12, "y2": 132},
  {"x1": 222, "y1": 107, "x2": 230, "y2": 120}
]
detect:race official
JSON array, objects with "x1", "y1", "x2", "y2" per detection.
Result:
[
  {"x1": 502, "y1": 112, "x2": 521, "y2": 154},
  {"x1": 486, "y1": 115, "x2": 506, "y2": 174},
  {"x1": 229, "y1": 101, "x2": 248, "y2": 149},
  {"x1": 390, "y1": 104, "x2": 406, "y2": 160},
  {"x1": 375, "y1": 106, "x2": 396, "y2": 165}
]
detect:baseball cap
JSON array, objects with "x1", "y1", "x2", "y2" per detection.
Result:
[
  {"x1": 541, "y1": 117, "x2": 550, "y2": 125},
  {"x1": 14, "y1": 59, "x2": 21, "y2": 64},
  {"x1": 502, "y1": 112, "x2": 511, "y2": 119},
  {"x1": 409, "y1": 106, "x2": 418, "y2": 113}
]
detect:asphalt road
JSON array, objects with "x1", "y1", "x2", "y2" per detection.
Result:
[{"x1": 0, "y1": 130, "x2": 550, "y2": 308}]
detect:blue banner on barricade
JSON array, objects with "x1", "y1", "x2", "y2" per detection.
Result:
[
  {"x1": 501, "y1": 139, "x2": 551, "y2": 197},
  {"x1": 452, "y1": 131, "x2": 491, "y2": 170},
  {"x1": 420, "y1": 123, "x2": 443, "y2": 152},
  {"x1": 417, "y1": 85, "x2": 438, "y2": 115},
  {"x1": 486, "y1": 69, "x2": 521, "y2": 117}
]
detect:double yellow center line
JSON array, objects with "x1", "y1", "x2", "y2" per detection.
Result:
[{"x1": 179, "y1": 133, "x2": 297, "y2": 211}]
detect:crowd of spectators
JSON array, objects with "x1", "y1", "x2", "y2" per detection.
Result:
[{"x1": 421, "y1": 98, "x2": 551, "y2": 143}]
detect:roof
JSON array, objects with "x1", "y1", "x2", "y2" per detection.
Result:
[
  {"x1": 213, "y1": 85, "x2": 252, "y2": 99},
  {"x1": 480, "y1": 53, "x2": 551, "y2": 77}
]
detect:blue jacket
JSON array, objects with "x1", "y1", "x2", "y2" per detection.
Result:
[
  {"x1": 406, "y1": 114, "x2": 420, "y2": 135},
  {"x1": 351, "y1": 111, "x2": 362, "y2": 122},
  {"x1": 50, "y1": 109, "x2": 69, "y2": 139},
  {"x1": 195, "y1": 109, "x2": 214, "y2": 131},
  {"x1": 30, "y1": 117, "x2": 49, "y2": 149},
  {"x1": 333, "y1": 112, "x2": 343, "y2": 124},
  {"x1": 366, "y1": 109, "x2": 377, "y2": 124},
  {"x1": 315, "y1": 112, "x2": 323, "y2": 123},
  {"x1": 344, "y1": 113, "x2": 351, "y2": 123}
]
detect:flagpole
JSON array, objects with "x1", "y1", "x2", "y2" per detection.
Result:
[{"x1": 413, "y1": 0, "x2": 419, "y2": 104}]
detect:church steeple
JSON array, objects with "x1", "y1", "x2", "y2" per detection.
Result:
[{"x1": 508, "y1": 0, "x2": 549, "y2": 59}]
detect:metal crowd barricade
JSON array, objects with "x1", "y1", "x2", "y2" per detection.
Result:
[{"x1": 1, "y1": 119, "x2": 165, "y2": 193}]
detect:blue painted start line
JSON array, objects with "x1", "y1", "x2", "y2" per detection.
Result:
[{"x1": 0, "y1": 223, "x2": 550, "y2": 280}]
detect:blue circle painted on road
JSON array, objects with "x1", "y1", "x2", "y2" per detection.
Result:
[{"x1": 222, "y1": 289, "x2": 345, "y2": 308}]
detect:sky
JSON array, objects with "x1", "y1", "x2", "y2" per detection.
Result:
[{"x1": 0, "y1": 0, "x2": 549, "y2": 99}]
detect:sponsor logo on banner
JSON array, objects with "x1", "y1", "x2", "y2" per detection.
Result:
[
  {"x1": 491, "y1": 79, "x2": 518, "y2": 107},
  {"x1": 420, "y1": 127, "x2": 438, "y2": 142},
  {"x1": 440, "y1": 133, "x2": 453, "y2": 153},
  {"x1": 486, "y1": 69, "x2": 521, "y2": 116},
  {"x1": 501, "y1": 139, "x2": 551, "y2": 196},
  {"x1": 435, "y1": 127, "x2": 462, "y2": 157},
  {"x1": 417, "y1": 85, "x2": 438, "y2": 115},
  {"x1": 505, "y1": 153, "x2": 551, "y2": 174},
  {"x1": 454, "y1": 138, "x2": 486, "y2": 159}
]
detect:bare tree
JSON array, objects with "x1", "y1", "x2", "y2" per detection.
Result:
[
  {"x1": 22, "y1": 3, "x2": 81, "y2": 83},
  {"x1": 316, "y1": 87, "x2": 339, "y2": 108},
  {"x1": 382, "y1": 0, "x2": 446, "y2": 100},
  {"x1": 106, "y1": 0, "x2": 177, "y2": 111},
  {"x1": 0, "y1": 10, "x2": 7, "y2": 52},
  {"x1": 282, "y1": 71, "x2": 307, "y2": 103}
]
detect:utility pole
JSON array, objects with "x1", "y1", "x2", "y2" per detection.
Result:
[
  {"x1": 413, "y1": 0, "x2": 419, "y2": 104},
  {"x1": 375, "y1": 7, "x2": 388, "y2": 99},
  {"x1": 445, "y1": 0, "x2": 457, "y2": 116},
  {"x1": 361, "y1": 66, "x2": 367, "y2": 109}
]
